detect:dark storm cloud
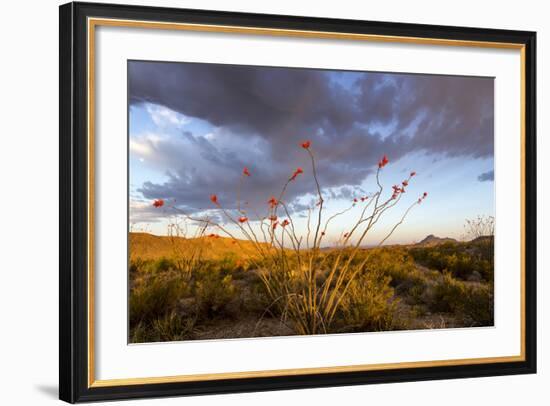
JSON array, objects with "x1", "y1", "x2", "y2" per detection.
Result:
[
  {"x1": 129, "y1": 61, "x2": 494, "y2": 216},
  {"x1": 478, "y1": 170, "x2": 495, "y2": 182},
  {"x1": 136, "y1": 129, "x2": 336, "y2": 216}
]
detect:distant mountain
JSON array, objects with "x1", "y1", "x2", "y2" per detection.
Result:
[{"x1": 416, "y1": 234, "x2": 458, "y2": 247}]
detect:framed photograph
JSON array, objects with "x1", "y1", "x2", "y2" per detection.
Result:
[{"x1": 59, "y1": 2, "x2": 536, "y2": 403}]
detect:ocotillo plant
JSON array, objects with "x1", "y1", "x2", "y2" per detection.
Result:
[{"x1": 153, "y1": 141, "x2": 427, "y2": 335}]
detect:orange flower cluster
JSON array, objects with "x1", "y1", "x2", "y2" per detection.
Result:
[
  {"x1": 418, "y1": 192, "x2": 428, "y2": 204},
  {"x1": 290, "y1": 167, "x2": 303, "y2": 181},
  {"x1": 378, "y1": 154, "x2": 389, "y2": 168}
]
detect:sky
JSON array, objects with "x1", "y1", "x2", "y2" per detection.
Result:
[{"x1": 128, "y1": 60, "x2": 494, "y2": 246}]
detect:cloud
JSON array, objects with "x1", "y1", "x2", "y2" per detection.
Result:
[
  {"x1": 129, "y1": 62, "x2": 493, "y2": 158},
  {"x1": 145, "y1": 104, "x2": 190, "y2": 128},
  {"x1": 129, "y1": 61, "x2": 494, "y2": 217},
  {"x1": 129, "y1": 199, "x2": 166, "y2": 224},
  {"x1": 477, "y1": 170, "x2": 494, "y2": 182}
]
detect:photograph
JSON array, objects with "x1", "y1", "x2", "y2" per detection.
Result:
[{"x1": 128, "y1": 61, "x2": 495, "y2": 343}]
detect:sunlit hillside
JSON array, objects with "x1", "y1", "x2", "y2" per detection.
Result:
[{"x1": 129, "y1": 232, "x2": 266, "y2": 261}]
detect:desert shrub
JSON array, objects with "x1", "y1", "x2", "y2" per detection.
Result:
[
  {"x1": 429, "y1": 272, "x2": 493, "y2": 326},
  {"x1": 129, "y1": 258, "x2": 145, "y2": 276},
  {"x1": 129, "y1": 273, "x2": 188, "y2": 326},
  {"x1": 459, "y1": 284, "x2": 494, "y2": 326},
  {"x1": 155, "y1": 257, "x2": 175, "y2": 273},
  {"x1": 129, "y1": 258, "x2": 182, "y2": 278},
  {"x1": 367, "y1": 248, "x2": 416, "y2": 284},
  {"x1": 240, "y1": 272, "x2": 272, "y2": 314},
  {"x1": 407, "y1": 281, "x2": 427, "y2": 304},
  {"x1": 410, "y1": 304, "x2": 427, "y2": 318},
  {"x1": 365, "y1": 248, "x2": 431, "y2": 304},
  {"x1": 475, "y1": 259, "x2": 493, "y2": 282},
  {"x1": 129, "y1": 322, "x2": 149, "y2": 343},
  {"x1": 151, "y1": 311, "x2": 196, "y2": 341},
  {"x1": 194, "y1": 268, "x2": 238, "y2": 319},
  {"x1": 131, "y1": 311, "x2": 196, "y2": 343},
  {"x1": 430, "y1": 272, "x2": 464, "y2": 313},
  {"x1": 217, "y1": 255, "x2": 239, "y2": 272},
  {"x1": 334, "y1": 269, "x2": 400, "y2": 332},
  {"x1": 410, "y1": 243, "x2": 493, "y2": 282}
]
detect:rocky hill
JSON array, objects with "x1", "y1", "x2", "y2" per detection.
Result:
[{"x1": 416, "y1": 234, "x2": 458, "y2": 247}]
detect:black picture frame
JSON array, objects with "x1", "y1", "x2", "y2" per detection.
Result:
[{"x1": 59, "y1": 1, "x2": 537, "y2": 403}]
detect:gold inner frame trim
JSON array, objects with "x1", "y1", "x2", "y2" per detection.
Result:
[{"x1": 87, "y1": 17, "x2": 527, "y2": 388}]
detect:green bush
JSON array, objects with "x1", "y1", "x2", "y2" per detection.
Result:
[
  {"x1": 129, "y1": 273, "x2": 188, "y2": 326},
  {"x1": 430, "y1": 272, "x2": 464, "y2": 313},
  {"x1": 409, "y1": 242, "x2": 493, "y2": 282},
  {"x1": 459, "y1": 283, "x2": 494, "y2": 326},
  {"x1": 364, "y1": 248, "x2": 430, "y2": 305},
  {"x1": 194, "y1": 269, "x2": 238, "y2": 319},
  {"x1": 429, "y1": 272, "x2": 493, "y2": 326},
  {"x1": 335, "y1": 269, "x2": 401, "y2": 332}
]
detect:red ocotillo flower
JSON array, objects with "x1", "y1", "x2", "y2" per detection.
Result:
[
  {"x1": 238, "y1": 216, "x2": 248, "y2": 223},
  {"x1": 290, "y1": 167, "x2": 304, "y2": 181},
  {"x1": 152, "y1": 199, "x2": 164, "y2": 208},
  {"x1": 321, "y1": 231, "x2": 326, "y2": 236},
  {"x1": 423, "y1": 192, "x2": 428, "y2": 198},
  {"x1": 269, "y1": 215, "x2": 278, "y2": 222},
  {"x1": 243, "y1": 167, "x2": 251, "y2": 177},
  {"x1": 268, "y1": 196, "x2": 278, "y2": 208},
  {"x1": 343, "y1": 232, "x2": 349, "y2": 238},
  {"x1": 410, "y1": 171, "x2": 416, "y2": 177},
  {"x1": 272, "y1": 221, "x2": 279, "y2": 230},
  {"x1": 353, "y1": 198, "x2": 358, "y2": 203},
  {"x1": 418, "y1": 198, "x2": 422, "y2": 204},
  {"x1": 402, "y1": 180, "x2": 409, "y2": 187},
  {"x1": 210, "y1": 194, "x2": 219, "y2": 205},
  {"x1": 281, "y1": 219, "x2": 290, "y2": 227},
  {"x1": 378, "y1": 154, "x2": 389, "y2": 168},
  {"x1": 301, "y1": 140, "x2": 311, "y2": 149}
]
